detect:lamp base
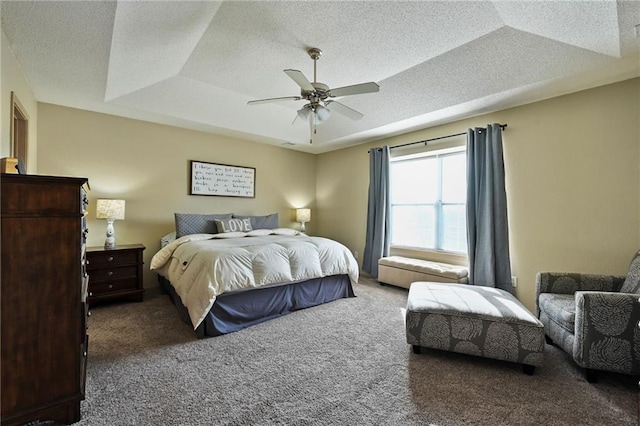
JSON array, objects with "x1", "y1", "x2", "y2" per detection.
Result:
[
  {"x1": 300, "y1": 222, "x2": 306, "y2": 232},
  {"x1": 104, "y1": 219, "x2": 116, "y2": 248}
]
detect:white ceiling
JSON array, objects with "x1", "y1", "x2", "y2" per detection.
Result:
[{"x1": 2, "y1": 1, "x2": 639, "y2": 154}]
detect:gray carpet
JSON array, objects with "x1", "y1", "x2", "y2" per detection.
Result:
[{"x1": 79, "y1": 278, "x2": 637, "y2": 425}]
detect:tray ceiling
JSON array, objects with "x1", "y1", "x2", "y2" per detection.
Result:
[{"x1": 2, "y1": 1, "x2": 639, "y2": 154}]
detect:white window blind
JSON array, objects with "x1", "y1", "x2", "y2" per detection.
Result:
[{"x1": 390, "y1": 149, "x2": 467, "y2": 253}]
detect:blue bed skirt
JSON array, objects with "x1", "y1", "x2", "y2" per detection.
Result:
[{"x1": 158, "y1": 275, "x2": 355, "y2": 337}]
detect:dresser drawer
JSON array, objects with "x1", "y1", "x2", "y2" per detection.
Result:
[
  {"x1": 80, "y1": 335, "x2": 88, "y2": 399},
  {"x1": 81, "y1": 274, "x2": 89, "y2": 302},
  {"x1": 89, "y1": 277, "x2": 138, "y2": 296},
  {"x1": 86, "y1": 250, "x2": 138, "y2": 269},
  {"x1": 80, "y1": 302, "x2": 88, "y2": 337},
  {"x1": 88, "y1": 265, "x2": 137, "y2": 283}
]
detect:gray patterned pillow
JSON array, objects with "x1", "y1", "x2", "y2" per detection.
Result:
[
  {"x1": 214, "y1": 218, "x2": 252, "y2": 233},
  {"x1": 620, "y1": 250, "x2": 640, "y2": 294},
  {"x1": 174, "y1": 213, "x2": 233, "y2": 238},
  {"x1": 232, "y1": 213, "x2": 278, "y2": 230}
]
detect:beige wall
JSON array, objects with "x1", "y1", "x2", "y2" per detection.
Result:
[
  {"x1": 1, "y1": 30, "x2": 38, "y2": 173},
  {"x1": 37, "y1": 104, "x2": 316, "y2": 288},
  {"x1": 317, "y1": 78, "x2": 640, "y2": 311}
]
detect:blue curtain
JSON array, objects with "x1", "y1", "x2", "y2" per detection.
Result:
[
  {"x1": 363, "y1": 146, "x2": 391, "y2": 277},
  {"x1": 466, "y1": 124, "x2": 512, "y2": 292}
]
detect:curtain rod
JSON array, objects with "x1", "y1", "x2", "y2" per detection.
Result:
[{"x1": 368, "y1": 123, "x2": 507, "y2": 153}]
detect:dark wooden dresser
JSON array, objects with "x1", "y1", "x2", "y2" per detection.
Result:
[
  {"x1": 86, "y1": 244, "x2": 145, "y2": 304},
  {"x1": 1, "y1": 174, "x2": 89, "y2": 425}
]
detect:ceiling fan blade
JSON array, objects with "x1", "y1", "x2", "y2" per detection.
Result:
[
  {"x1": 247, "y1": 96, "x2": 301, "y2": 105},
  {"x1": 327, "y1": 82, "x2": 379, "y2": 98},
  {"x1": 284, "y1": 69, "x2": 315, "y2": 92},
  {"x1": 325, "y1": 100, "x2": 364, "y2": 121}
]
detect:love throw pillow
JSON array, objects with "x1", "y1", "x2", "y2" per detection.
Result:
[{"x1": 214, "y1": 218, "x2": 253, "y2": 233}]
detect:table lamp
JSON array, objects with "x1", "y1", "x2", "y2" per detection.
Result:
[
  {"x1": 296, "y1": 208, "x2": 311, "y2": 232},
  {"x1": 96, "y1": 199, "x2": 125, "y2": 248}
]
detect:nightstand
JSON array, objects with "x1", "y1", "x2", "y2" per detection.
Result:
[{"x1": 86, "y1": 243, "x2": 145, "y2": 304}]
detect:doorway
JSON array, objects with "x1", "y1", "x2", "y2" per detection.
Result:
[{"x1": 10, "y1": 91, "x2": 29, "y2": 170}]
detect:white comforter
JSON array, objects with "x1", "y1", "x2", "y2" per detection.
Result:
[{"x1": 150, "y1": 231, "x2": 359, "y2": 329}]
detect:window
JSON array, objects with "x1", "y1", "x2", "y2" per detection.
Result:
[{"x1": 390, "y1": 149, "x2": 467, "y2": 253}]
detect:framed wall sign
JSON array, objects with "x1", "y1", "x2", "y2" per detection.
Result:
[{"x1": 190, "y1": 160, "x2": 255, "y2": 198}]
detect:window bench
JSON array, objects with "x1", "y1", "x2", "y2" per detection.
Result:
[{"x1": 377, "y1": 256, "x2": 469, "y2": 289}]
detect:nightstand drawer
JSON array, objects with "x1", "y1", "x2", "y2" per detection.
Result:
[
  {"x1": 88, "y1": 265, "x2": 137, "y2": 283},
  {"x1": 86, "y1": 251, "x2": 138, "y2": 268},
  {"x1": 90, "y1": 277, "x2": 138, "y2": 295}
]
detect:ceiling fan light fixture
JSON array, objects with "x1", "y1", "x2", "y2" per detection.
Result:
[
  {"x1": 298, "y1": 104, "x2": 330, "y2": 125},
  {"x1": 247, "y1": 47, "x2": 379, "y2": 144},
  {"x1": 315, "y1": 104, "x2": 330, "y2": 123},
  {"x1": 297, "y1": 106, "x2": 312, "y2": 121}
]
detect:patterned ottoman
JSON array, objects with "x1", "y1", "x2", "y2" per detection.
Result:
[{"x1": 406, "y1": 282, "x2": 545, "y2": 374}]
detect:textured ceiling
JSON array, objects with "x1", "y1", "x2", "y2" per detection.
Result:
[{"x1": 2, "y1": 1, "x2": 639, "y2": 154}]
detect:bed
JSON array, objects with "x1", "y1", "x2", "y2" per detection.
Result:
[{"x1": 151, "y1": 213, "x2": 358, "y2": 337}]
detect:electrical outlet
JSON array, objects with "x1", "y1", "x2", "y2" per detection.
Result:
[
  {"x1": 353, "y1": 251, "x2": 359, "y2": 260},
  {"x1": 511, "y1": 276, "x2": 518, "y2": 288}
]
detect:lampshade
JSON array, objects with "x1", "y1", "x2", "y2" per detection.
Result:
[
  {"x1": 297, "y1": 106, "x2": 311, "y2": 121},
  {"x1": 96, "y1": 199, "x2": 126, "y2": 220},
  {"x1": 296, "y1": 208, "x2": 311, "y2": 223},
  {"x1": 314, "y1": 104, "x2": 330, "y2": 122}
]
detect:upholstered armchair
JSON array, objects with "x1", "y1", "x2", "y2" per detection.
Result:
[{"x1": 536, "y1": 251, "x2": 640, "y2": 382}]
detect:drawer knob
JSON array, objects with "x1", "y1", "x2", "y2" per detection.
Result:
[
  {"x1": 87, "y1": 311, "x2": 91, "y2": 317},
  {"x1": 107, "y1": 271, "x2": 113, "y2": 276},
  {"x1": 107, "y1": 256, "x2": 114, "y2": 262},
  {"x1": 83, "y1": 351, "x2": 87, "y2": 357},
  {"x1": 89, "y1": 292, "x2": 93, "y2": 297},
  {"x1": 108, "y1": 284, "x2": 113, "y2": 289}
]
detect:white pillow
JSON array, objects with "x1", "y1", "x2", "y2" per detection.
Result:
[
  {"x1": 246, "y1": 229, "x2": 274, "y2": 237},
  {"x1": 160, "y1": 231, "x2": 176, "y2": 248},
  {"x1": 272, "y1": 228, "x2": 301, "y2": 236},
  {"x1": 211, "y1": 231, "x2": 247, "y2": 239}
]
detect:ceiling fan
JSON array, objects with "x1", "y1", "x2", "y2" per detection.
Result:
[{"x1": 247, "y1": 48, "x2": 379, "y2": 143}]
